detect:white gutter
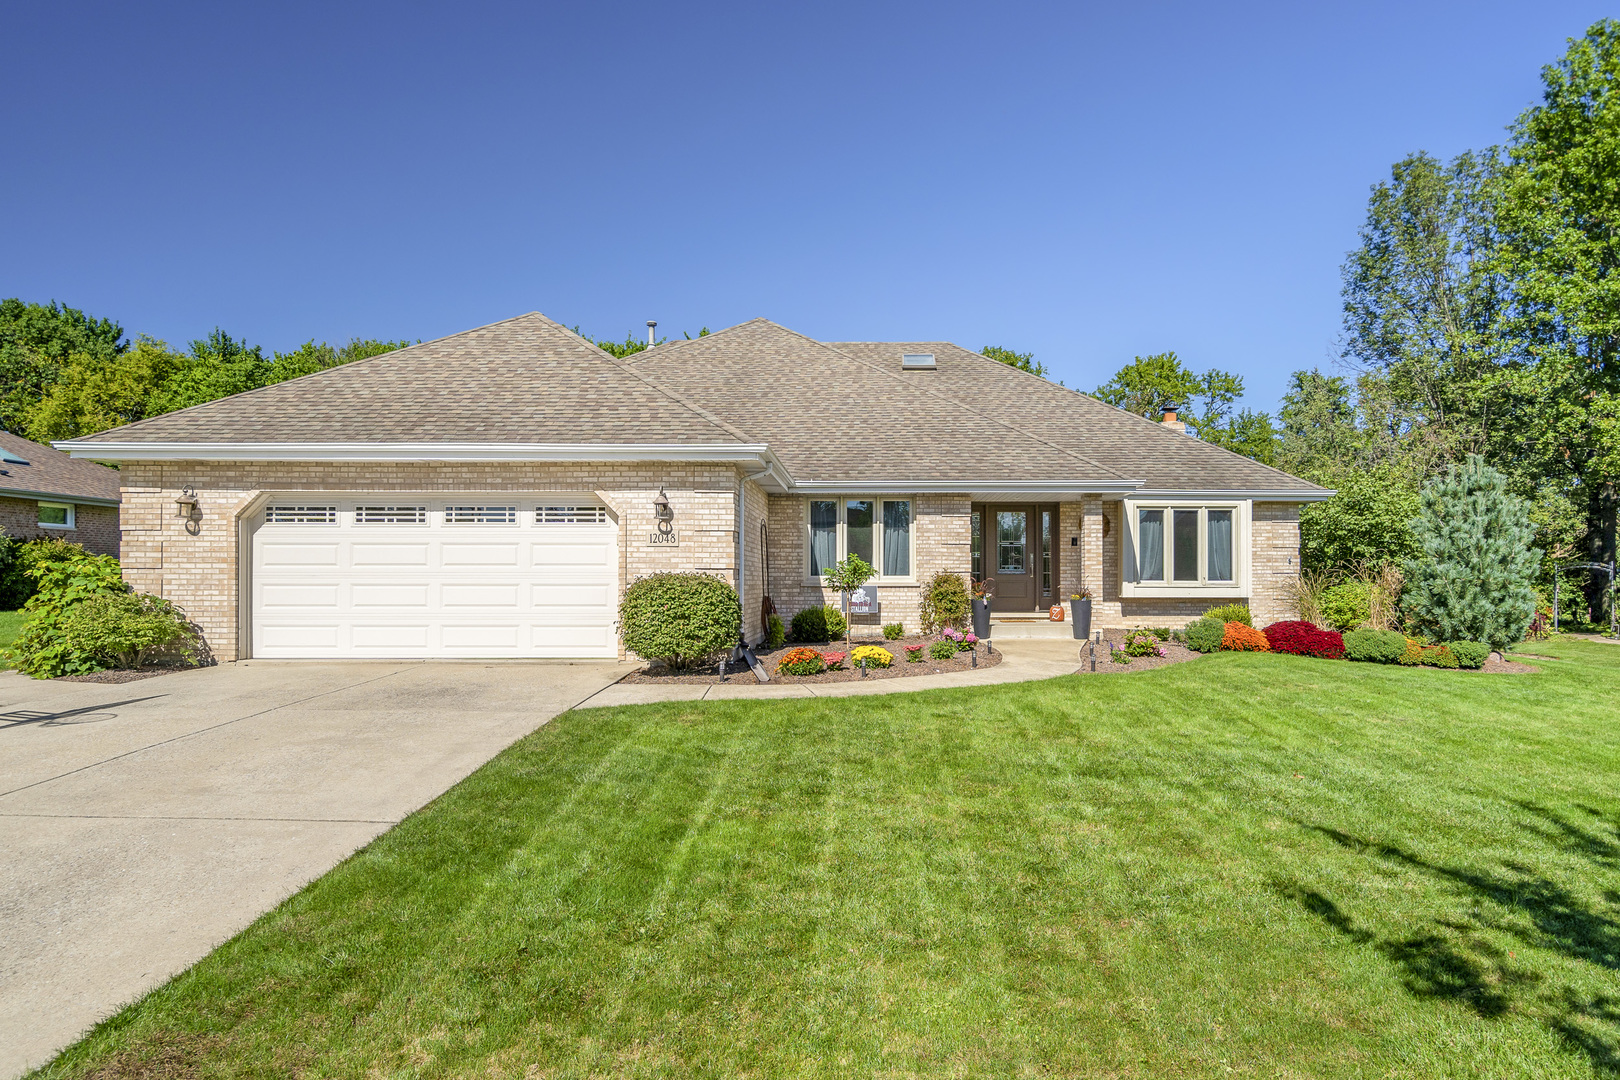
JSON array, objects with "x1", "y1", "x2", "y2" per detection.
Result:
[
  {"x1": 0, "y1": 486, "x2": 120, "y2": 507},
  {"x1": 790, "y1": 479, "x2": 1146, "y2": 495},
  {"x1": 52, "y1": 441, "x2": 778, "y2": 464},
  {"x1": 1127, "y1": 488, "x2": 1336, "y2": 502}
]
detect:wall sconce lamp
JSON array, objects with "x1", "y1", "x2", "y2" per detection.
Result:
[
  {"x1": 175, "y1": 486, "x2": 201, "y2": 535},
  {"x1": 652, "y1": 487, "x2": 675, "y2": 536}
]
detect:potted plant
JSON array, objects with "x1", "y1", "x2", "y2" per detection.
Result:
[
  {"x1": 971, "y1": 577, "x2": 994, "y2": 639},
  {"x1": 1070, "y1": 589, "x2": 1092, "y2": 640}
]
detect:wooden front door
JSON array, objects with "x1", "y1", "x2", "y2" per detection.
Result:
[{"x1": 973, "y1": 503, "x2": 1059, "y2": 612}]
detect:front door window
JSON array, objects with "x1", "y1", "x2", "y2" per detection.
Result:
[{"x1": 997, "y1": 511, "x2": 1026, "y2": 574}]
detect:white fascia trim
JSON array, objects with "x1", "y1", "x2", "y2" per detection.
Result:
[
  {"x1": 790, "y1": 479, "x2": 1146, "y2": 495},
  {"x1": 1127, "y1": 488, "x2": 1336, "y2": 502},
  {"x1": 53, "y1": 441, "x2": 778, "y2": 464},
  {"x1": 0, "y1": 487, "x2": 120, "y2": 507}
]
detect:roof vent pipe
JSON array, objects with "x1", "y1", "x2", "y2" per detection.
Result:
[{"x1": 646, "y1": 320, "x2": 657, "y2": 348}]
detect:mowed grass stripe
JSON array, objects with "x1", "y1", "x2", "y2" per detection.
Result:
[{"x1": 35, "y1": 639, "x2": 1620, "y2": 1079}]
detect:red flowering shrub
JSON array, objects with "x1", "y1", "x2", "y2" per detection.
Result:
[
  {"x1": 1262, "y1": 620, "x2": 1346, "y2": 659},
  {"x1": 776, "y1": 647, "x2": 826, "y2": 676},
  {"x1": 1221, "y1": 622, "x2": 1271, "y2": 652}
]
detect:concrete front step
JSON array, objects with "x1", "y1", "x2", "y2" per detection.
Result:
[{"x1": 988, "y1": 620, "x2": 1083, "y2": 639}]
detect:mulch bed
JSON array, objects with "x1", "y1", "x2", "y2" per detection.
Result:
[
  {"x1": 622, "y1": 635, "x2": 1002, "y2": 685},
  {"x1": 1072, "y1": 628, "x2": 1201, "y2": 674},
  {"x1": 56, "y1": 666, "x2": 189, "y2": 684}
]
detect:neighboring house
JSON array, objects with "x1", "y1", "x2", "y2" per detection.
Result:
[
  {"x1": 0, "y1": 430, "x2": 121, "y2": 557},
  {"x1": 56, "y1": 314, "x2": 1329, "y2": 660}
]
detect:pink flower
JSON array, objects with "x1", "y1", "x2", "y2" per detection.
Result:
[
  {"x1": 904, "y1": 644, "x2": 924, "y2": 653},
  {"x1": 965, "y1": 633, "x2": 978, "y2": 644},
  {"x1": 821, "y1": 652, "x2": 846, "y2": 664}
]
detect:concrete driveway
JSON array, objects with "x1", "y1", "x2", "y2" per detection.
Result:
[{"x1": 0, "y1": 658, "x2": 633, "y2": 1078}]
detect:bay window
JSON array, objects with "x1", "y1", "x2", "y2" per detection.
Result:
[
  {"x1": 805, "y1": 498, "x2": 915, "y2": 581},
  {"x1": 1123, "y1": 500, "x2": 1248, "y2": 595}
]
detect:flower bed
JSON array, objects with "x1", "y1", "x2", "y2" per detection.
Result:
[{"x1": 624, "y1": 634, "x2": 1001, "y2": 685}]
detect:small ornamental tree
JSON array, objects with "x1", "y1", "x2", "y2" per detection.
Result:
[
  {"x1": 821, "y1": 553, "x2": 874, "y2": 650},
  {"x1": 1402, "y1": 455, "x2": 1539, "y2": 651}
]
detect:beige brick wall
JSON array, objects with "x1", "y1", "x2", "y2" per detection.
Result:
[
  {"x1": 740, "y1": 477, "x2": 769, "y2": 644},
  {"x1": 117, "y1": 461, "x2": 748, "y2": 660},
  {"x1": 764, "y1": 493, "x2": 971, "y2": 638},
  {"x1": 0, "y1": 496, "x2": 120, "y2": 557},
  {"x1": 1250, "y1": 501, "x2": 1302, "y2": 625}
]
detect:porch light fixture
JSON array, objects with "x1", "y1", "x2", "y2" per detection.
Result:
[
  {"x1": 652, "y1": 488, "x2": 674, "y2": 534},
  {"x1": 175, "y1": 486, "x2": 202, "y2": 534}
]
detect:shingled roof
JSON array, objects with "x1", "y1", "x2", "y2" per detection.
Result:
[
  {"x1": 61, "y1": 312, "x2": 1327, "y2": 497},
  {"x1": 0, "y1": 430, "x2": 120, "y2": 504},
  {"x1": 828, "y1": 341, "x2": 1326, "y2": 495},
  {"x1": 66, "y1": 313, "x2": 752, "y2": 447}
]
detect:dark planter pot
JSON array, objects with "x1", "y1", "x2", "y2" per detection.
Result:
[
  {"x1": 971, "y1": 598, "x2": 992, "y2": 639},
  {"x1": 1070, "y1": 597, "x2": 1092, "y2": 640}
]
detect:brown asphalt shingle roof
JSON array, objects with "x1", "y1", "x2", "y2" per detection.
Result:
[
  {"x1": 0, "y1": 431, "x2": 121, "y2": 504},
  {"x1": 829, "y1": 341, "x2": 1327, "y2": 494},
  {"x1": 65, "y1": 312, "x2": 1326, "y2": 495},
  {"x1": 70, "y1": 313, "x2": 752, "y2": 447}
]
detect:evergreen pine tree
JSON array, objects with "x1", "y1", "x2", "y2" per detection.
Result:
[{"x1": 1403, "y1": 455, "x2": 1539, "y2": 650}]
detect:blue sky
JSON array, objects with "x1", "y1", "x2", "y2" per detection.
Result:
[{"x1": 1, "y1": 1, "x2": 1608, "y2": 414}]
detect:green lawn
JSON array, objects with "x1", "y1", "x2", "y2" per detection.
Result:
[{"x1": 38, "y1": 639, "x2": 1620, "y2": 1079}]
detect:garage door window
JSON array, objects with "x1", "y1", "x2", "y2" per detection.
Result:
[
  {"x1": 265, "y1": 506, "x2": 336, "y2": 524},
  {"x1": 445, "y1": 505, "x2": 517, "y2": 525},
  {"x1": 355, "y1": 506, "x2": 427, "y2": 525},
  {"x1": 537, "y1": 505, "x2": 608, "y2": 524}
]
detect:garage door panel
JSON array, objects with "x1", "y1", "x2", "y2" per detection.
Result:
[{"x1": 254, "y1": 500, "x2": 620, "y2": 658}]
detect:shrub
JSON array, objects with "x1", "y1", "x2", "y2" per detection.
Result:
[
  {"x1": 851, "y1": 645, "x2": 893, "y2": 668},
  {"x1": 1205, "y1": 602, "x2": 1252, "y2": 626},
  {"x1": 882, "y1": 622, "x2": 904, "y2": 640},
  {"x1": 776, "y1": 647, "x2": 826, "y2": 675},
  {"x1": 1403, "y1": 454, "x2": 1539, "y2": 651},
  {"x1": 1184, "y1": 618, "x2": 1225, "y2": 653},
  {"x1": 1449, "y1": 641, "x2": 1490, "y2": 669},
  {"x1": 918, "y1": 572, "x2": 970, "y2": 634},
  {"x1": 7, "y1": 551, "x2": 131, "y2": 677},
  {"x1": 765, "y1": 613, "x2": 786, "y2": 649},
  {"x1": 1342, "y1": 628, "x2": 1406, "y2": 663},
  {"x1": 1282, "y1": 569, "x2": 1332, "y2": 626},
  {"x1": 1319, "y1": 581, "x2": 1372, "y2": 631},
  {"x1": 928, "y1": 639, "x2": 957, "y2": 660},
  {"x1": 1220, "y1": 622, "x2": 1271, "y2": 652},
  {"x1": 1262, "y1": 619, "x2": 1346, "y2": 659},
  {"x1": 58, "y1": 593, "x2": 204, "y2": 671},
  {"x1": 1299, "y1": 464, "x2": 1422, "y2": 575},
  {"x1": 822, "y1": 651, "x2": 847, "y2": 671},
  {"x1": 619, "y1": 572, "x2": 740, "y2": 669},
  {"x1": 0, "y1": 536, "x2": 90, "y2": 611},
  {"x1": 789, "y1": 604, "x2": 846, "y2": 643},
  {"x1": 904, "y1": 643, "x2": 924, "y2": 662},
  {"x1": 1123, "y1": 628, "x2": 1165, "y2": 657},
  {"x1": 1422, "y1": 644, "x2": 1459, "y2": 669},
  {"x1": 1398, "y1": 637, "x2": 1424, "y2": 665}
]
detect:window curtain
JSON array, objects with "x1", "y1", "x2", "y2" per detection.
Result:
[
  {"x1": 810, "y1": 500, "x2": 838, "y2": 576},
  {"x1": 1137, "y1": 509, "x2": 1163, "y2": 580},
  {"x1": 883, "y1": 500, "x2": 911, "y2": 576},
  {"x1": 1207, "y1": 509, "x2": 1233, "y2": 581}
]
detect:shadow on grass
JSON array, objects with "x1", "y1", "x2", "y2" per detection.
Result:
[{"x1": 1274, "y1": 809, "x2": 1620, "y2": 1072}]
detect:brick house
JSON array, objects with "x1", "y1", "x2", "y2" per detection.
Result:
[
  {"x1": 57, "y1": 314, "x2": 1329, "y2": 660},
  {"x1": 0, "y1": 430, "x2": 121, "y2": 557}
]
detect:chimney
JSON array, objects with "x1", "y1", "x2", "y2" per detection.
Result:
[
  {"x1": 646, "y1": 320, "x2": 657, "y2": 348},
  {"x1": 1160, "y1": 404, "x2": 1187, "y2": 434}
]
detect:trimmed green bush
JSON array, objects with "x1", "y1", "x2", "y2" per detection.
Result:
[
  {"x1": 619, "y1": 572, "x2": 740, "y2": 669},
  {"x1": 7, "y1": 551, "x2": 131, "y2": 677},
  {"x1": 58, "y1": 593, "x2": 204, "y2": 671},
  {"x1": 1342, "y1": 628, "x2": 1407, "y2": 664},
  {"x1": 764, "y1": 613, "x2": 786, "y2": 650},
  {"x1": 928, "y1": 639, "x2": 957, "y2": 661},
  {"x1": 882, "y1": 622, "x2": 904, "y2": 640},
  {"x1": 918, "y1": 572, "x2": 970, "y2": 634},
  {"x1": 1449, "y1": 641, "x2": 1490, "y2": 669},
  {"x1": 1320, "y1": 581, "x2": 1372, "y2": 632},
  {"x1": 789, "y1": 604, "x2": 846, "y2": 643},
  {"x1": 1422, "y1": 644, "x2": 1460, "y2": 669},
  {"x1": 1184, "y1": 618, "x2": 1225, "y2": 653},
  {"x1": 1204, "y1": 602, "x2": 1252, "y2": 626}
]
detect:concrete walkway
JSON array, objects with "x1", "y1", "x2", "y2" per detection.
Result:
[
  {"x1": 0, "y1": 658, "x2": 633, "y2": 1079},
  {"x1": 577, "y1": 638, "x2": 1086, "y2": 707}
]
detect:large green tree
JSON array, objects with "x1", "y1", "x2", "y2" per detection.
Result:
[
  {"x1": 1094, "y1": 352, "x2": 1271, "y2": 461},
  {"x1": 981, "y1": 345, "x2": 1048, "y2": 379},
  {"x1": 1493, "y1": 19, "x2": 1620, "y2": 619},
  {"x1": 0, "y1": 299, "x2": 127, "y2": 433}
]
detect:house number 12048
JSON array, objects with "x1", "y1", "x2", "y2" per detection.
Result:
[{"x1": 648, "y1": 531, "x2": 680, "y2": 546}]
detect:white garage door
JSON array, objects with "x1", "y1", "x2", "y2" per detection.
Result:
[{"x1": 251, "y1": 498, "x2": 619, "y2": 658}]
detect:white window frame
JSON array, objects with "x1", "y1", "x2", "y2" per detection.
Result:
[
  {"x1": 802, "y1": 497, "x2": 917, "y2": 585},
  {"x1": 1120, "y1": 498, "x2": 1250, "y2": 598},
  {"x1": 38, "y1": 502, "x2": 74, "y2": 529}
]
